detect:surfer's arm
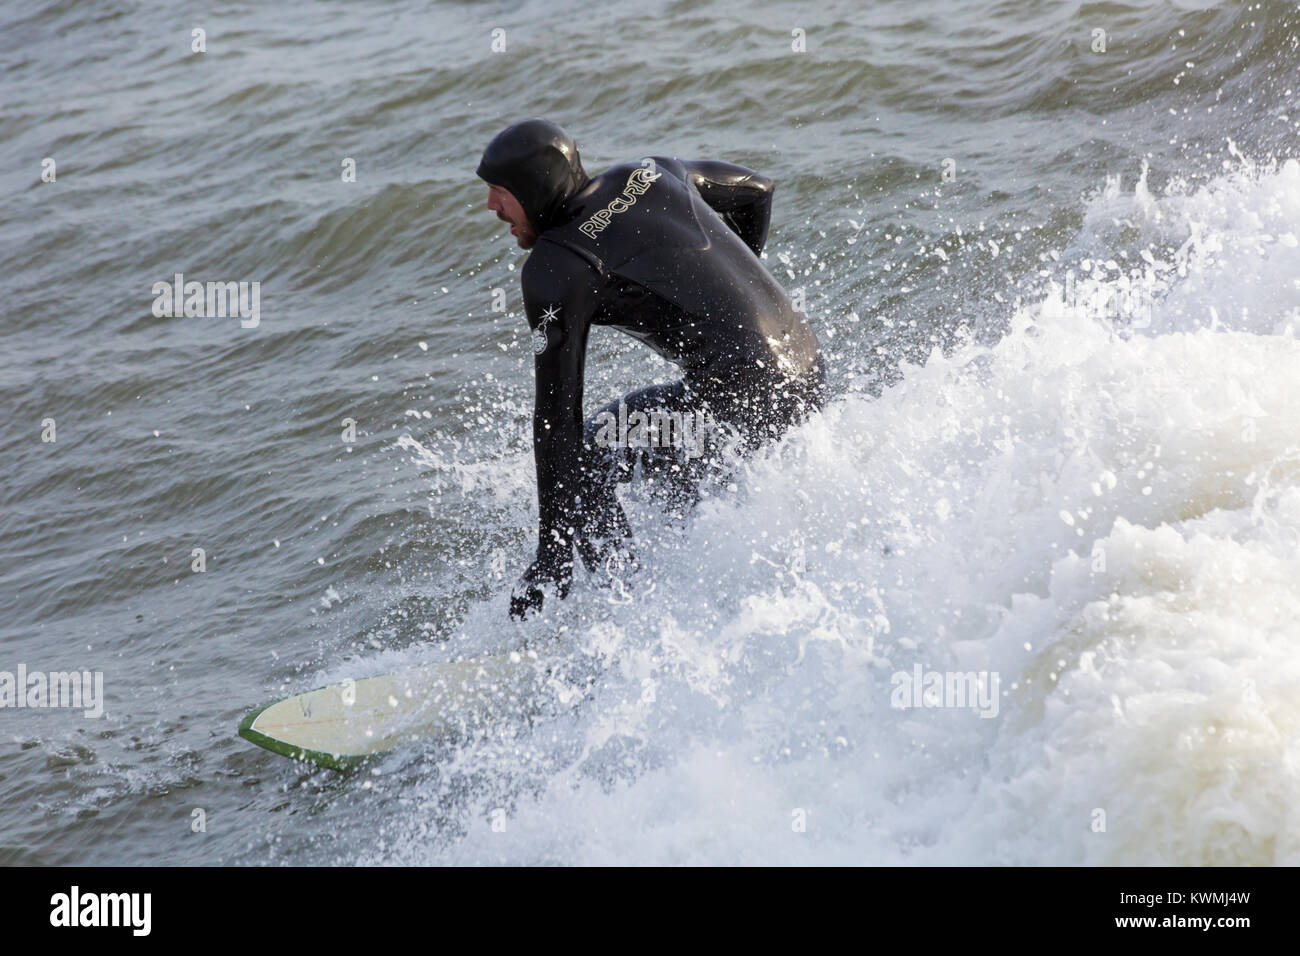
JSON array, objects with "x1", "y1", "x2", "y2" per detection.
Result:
[
  {"x1": 657, "y1": 157, "x2": 775, "y2": 256},
  {"x1": 518, "y1": 246, "x2": 598, "y2": 594}
]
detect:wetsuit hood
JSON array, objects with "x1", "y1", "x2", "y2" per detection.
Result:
[{"x1": 476, "y1": 119, "x2": 589, "y2": 234}]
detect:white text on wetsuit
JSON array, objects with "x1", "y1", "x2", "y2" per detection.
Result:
[{"x1": 578, "y1": 166, "x2": 661, "y2": 238}]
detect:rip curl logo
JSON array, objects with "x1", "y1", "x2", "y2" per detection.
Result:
[
  {"x1": 578, "y1": 166, "x2": 662, "y2": 239},
  {"x1": 532, "y1": 303, "x2": 560, "y2": 354}
]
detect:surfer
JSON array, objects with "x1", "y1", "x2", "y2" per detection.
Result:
[{"x1": 477, "y1": 119, "x2": 824, "y2": 619}]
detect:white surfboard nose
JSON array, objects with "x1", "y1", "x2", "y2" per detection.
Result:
[{"x1": 238, "y1": 649, "x2": 549, "y2": 770}]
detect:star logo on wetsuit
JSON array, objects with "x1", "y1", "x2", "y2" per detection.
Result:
[{"x1": 533, "y1": 304, "x2": 560, "y2": 355}]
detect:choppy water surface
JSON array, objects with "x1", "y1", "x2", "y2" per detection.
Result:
[{"x1": 1, "y1": 0, "x2": 1298, "y2": 864}]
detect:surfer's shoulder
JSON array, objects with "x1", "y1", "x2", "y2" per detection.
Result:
[
  {"x1": 521, "y1": 239, "x2": 601, "y2": 302},
  {"x1": 643, "y1": 155, "x2": 687, "y2": 179}
]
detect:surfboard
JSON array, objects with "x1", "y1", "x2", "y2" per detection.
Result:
[{"x1": 238, "y1": 648, "x2": 548, "y2": 771}]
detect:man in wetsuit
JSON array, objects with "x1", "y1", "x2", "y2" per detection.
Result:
[{"x1": 476, "y1": 118, "x2": 824, "y2": 619}]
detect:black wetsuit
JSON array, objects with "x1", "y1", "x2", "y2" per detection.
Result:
[{"x1": 476, "y1": 120, "x2": 823, "y2": 615}]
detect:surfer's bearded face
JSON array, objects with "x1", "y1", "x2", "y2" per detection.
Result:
[{"x1": 486, "y1": 185, "x2": 536, "y2": 249}]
